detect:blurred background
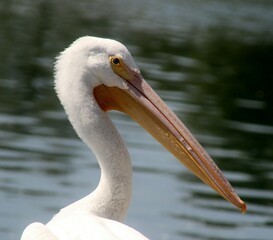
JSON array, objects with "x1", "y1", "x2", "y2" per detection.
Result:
[{"x1": 0, "y1": 0, "x2": 273, "y2": 239}]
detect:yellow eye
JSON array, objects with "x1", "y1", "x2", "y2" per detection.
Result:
[
  {"x1": 111, "y1": 57, "x2": 120, "y2": 66},
  {"x1": 109, "y1": 55, "x2": 134, "y2": 81}
]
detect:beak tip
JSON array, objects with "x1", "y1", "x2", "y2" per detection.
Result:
[{"x1": 240, "y1": 200, "x2": 247, "y2": 214}]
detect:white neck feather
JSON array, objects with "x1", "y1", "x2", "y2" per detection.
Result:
[{"x1": 54, "y1": 44, "x2": 132, "y2": 222}]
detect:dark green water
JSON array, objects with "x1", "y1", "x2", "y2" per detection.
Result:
[{"x1": 1, "y1": 1, "x2": 273, "y2": 239}]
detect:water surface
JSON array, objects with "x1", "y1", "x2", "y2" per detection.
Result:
[{"x1": 0, "y1": 1, "x2": 273, "y2": 239}]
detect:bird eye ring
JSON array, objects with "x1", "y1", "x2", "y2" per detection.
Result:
[{"x1": 111, "y1": 57, "x2": 120, "y2": 66}]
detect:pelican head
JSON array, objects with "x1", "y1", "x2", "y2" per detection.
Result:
[{"x1": 54, "y1": 36, "x2": 246, "y2": 214}]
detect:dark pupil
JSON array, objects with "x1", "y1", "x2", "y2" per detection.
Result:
[{"x1": 113, "y1": 58, "x2": 120, "y2": 65}]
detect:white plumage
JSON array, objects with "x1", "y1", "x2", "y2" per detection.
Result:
[{"x1": 21, "y1": 37, "x2": 148, "y2": 240}]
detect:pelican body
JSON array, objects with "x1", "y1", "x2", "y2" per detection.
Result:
[{"x1": 21, "y1": 36, "x2": 246, "y2": 240}]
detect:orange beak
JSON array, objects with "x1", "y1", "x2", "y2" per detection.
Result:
[{"x1": 93, "y1": 56, "x2": 246, "y2": 213}]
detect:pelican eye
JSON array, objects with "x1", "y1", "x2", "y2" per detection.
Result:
[{"x1": 111, "y1": 57, "x2": 120, "y2": 66}]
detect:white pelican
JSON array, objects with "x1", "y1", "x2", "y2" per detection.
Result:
[{"x1": 21, "y1": 36, "x2": 246, "y2": 240}]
